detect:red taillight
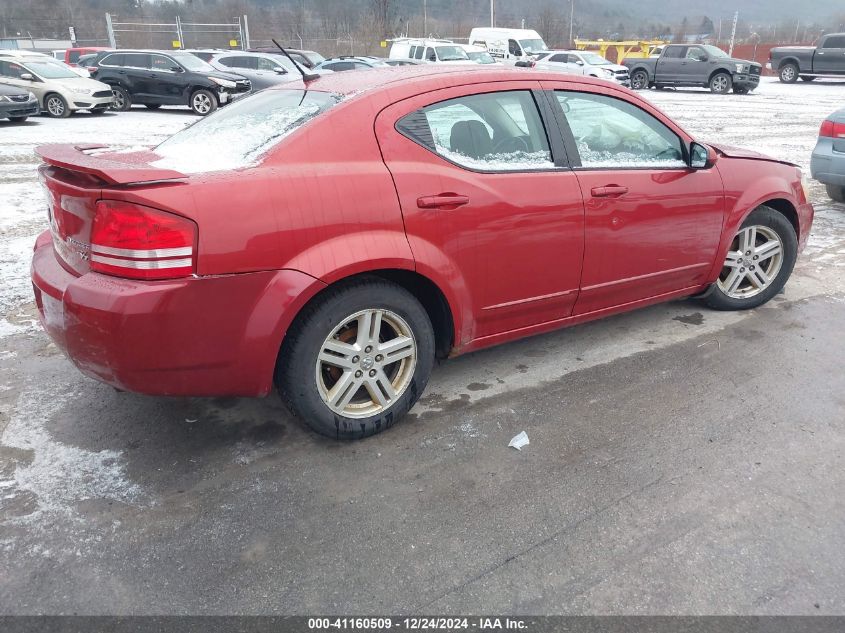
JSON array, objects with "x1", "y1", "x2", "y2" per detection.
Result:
[
  {"x1": 90, "y1": 200, "x2": 196, "y2": 280},
  {"x1": 86, "y1": 66, "x2": 98, "y2": 73},
  {"x1": 819, "y1": 119, "x2": 845, "y2": 139}
]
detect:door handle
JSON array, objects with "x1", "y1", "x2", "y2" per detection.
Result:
[
  {"x1": 591, "y1": 185, "x2": 628, "y2": 197},
  {"x1": 416, "y1": 194, "x2": 470, "y2": 209}
]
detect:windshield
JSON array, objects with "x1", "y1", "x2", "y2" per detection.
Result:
[
  {"x1": 436, "y1": 46, "x2": 469, "y2": 61},
  {"x1": 580, "y1": 52, "x2": 611, "y2": 65},
  {"x1": 702, "y1": 45, "x2": 729, "y2": 58},
  {"x1": 467, "y1": 51, "x2": 495, "y2": 64},
  {"x1": 519, "y1": 38, "x2": 547, "y2": 54},
  {"x1": 154, "y1": 90, "x2": 343, "y2": 173},
  {"x1": 170, "y1": 52, "x2": 215, "y2": 72},
  {"x1": 24, "y1": 61, "x2": 78, "y2": 79}
]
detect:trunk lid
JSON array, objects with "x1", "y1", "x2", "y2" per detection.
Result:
[{"x1": 37, "y1": 144, "x2": 187, "y2": 276}]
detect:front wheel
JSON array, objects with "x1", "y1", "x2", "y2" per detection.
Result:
[
  {"x1": 733, "y1": 86, "x2": 749, "y2": 95},
  {"x1": 826, "y1": 184, "x2": 845, "y2": 203},
  {"x1": 276, "y1": 278, "x2": 435, "y2": 440},
  {"x1": 190, "y1": 89, "x2": 217, "y2": 116},
  {"x1": 709, "y1": 72, "x2": 732, "y2": 94},
  {"x1": 704, "y1": 206, "x2": 798, "y2": 311},
  {"x1": 779, "y1": 63, "x2": 799, "y2": 83},
  {"x1": 630, "y1": 70, "x2": 649, "y2": 90},
  {"x1": 44, "y1": 93, "x2": 71, "y2": 118}
]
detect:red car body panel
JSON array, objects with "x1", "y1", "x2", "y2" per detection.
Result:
[{"x1": 30, "y1": 67, "x2": 814, "y2": 396}]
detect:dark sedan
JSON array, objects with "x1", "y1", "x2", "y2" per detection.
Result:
[{"x1": 0, "y1": 82, "x2": 39, "y2": 121}]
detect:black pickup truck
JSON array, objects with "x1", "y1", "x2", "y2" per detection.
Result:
[
  {"x1": 623, "y1": 44, "x2": 762, "y2": 94},
  {"x1": 769, "y1": 33, "x2": 845, "y2": 83}
]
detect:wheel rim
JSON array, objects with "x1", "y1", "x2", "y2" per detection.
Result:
[
  {"x1": 47, "y1": 96, "x2": 64, "y2": 116},
  {"x1": 717, "y1": 225, "x2": 784, "y2": 299},
  {"x1": 632, "y1": 73, "x2": 646, "y2": 89},
  {"x1": 193, "y1": 93, "x2": 212, "y2": 114},
  {"x1": 782, "y1": 66, "x2": 796, "y2": 81},
  {"x1": 315, "y1": 308, "x2": 417, "y2": 419},
  {"x1": 112, "y1": 90, "x2": 124, "y2": 109},
  {"x1": 712, "y1": 76, "x2": 728, "y2": 92}
]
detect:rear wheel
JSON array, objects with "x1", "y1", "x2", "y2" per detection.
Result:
[
  {"x1": 190, "y1": 89, "x2": 217, "y2": 116},
  {"x1": 779, "y1": 63, "x2": 798, "y2": 83},
  {"x1": 276, "y1": 278, "x2": 435, "y2": 440},
  {"x1": 111, "y1": 86, "x2": 131, "y2": 111},
  {"x1": 44, "y1": 93, "x2": 71, "y2": 118},
  {"x1": 709, "y1": 72, "x2": 732, "y2": 94},
  {"x1": 826, "y1": 184, "x2": 845, "y2": 203},
  {"x1": 704, "y1": 206, "x2": 798, "y2": 311},
  {"x1": 630, "y1": 70, "x2": 649, "y2": 90}
]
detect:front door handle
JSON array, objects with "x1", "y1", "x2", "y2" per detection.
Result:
[
  {"x1": 417, "y1": 194, "x2": 470, "y2": 209},
  {"x1": 591, "y1": 185, "x2": 629, "y2": 197}
]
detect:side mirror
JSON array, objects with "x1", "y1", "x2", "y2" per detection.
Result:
[
  {"x1": 689, "y1": 142, "x2": 714, "y2": 169},
  {"x1": 698, "y1": 54, "x2": 709, "y2": 62},
  {"x1": 274, "y1": 68, "x2": 287, "y2": 74},
  {"x1": 170, "y1": 66, "x2": 183, "y2": 72},
  {"x1": 575, "y1": 60, "x2": 584, "y2": 66},
  {"x1": 20, "y1": 73, "x2": 33, "y2": 81}
]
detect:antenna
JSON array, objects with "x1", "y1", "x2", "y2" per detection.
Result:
[{"x1": 271, "y1": 38, "x2": 320, "y2": 81}]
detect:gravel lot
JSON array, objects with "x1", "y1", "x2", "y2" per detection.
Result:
[{"x1": 0, "y1": 78, "x2": 843, "y2": 615}]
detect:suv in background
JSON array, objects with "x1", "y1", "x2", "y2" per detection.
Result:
[{"x1": 89, "y1": 49, "x2": 250, "y2": 115}]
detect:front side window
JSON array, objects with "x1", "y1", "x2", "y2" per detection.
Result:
[
  {"x1": 557, "y1": 92, "x2": 685, "y2": 168},
  {"x1": 823, "y1": 35, "x2": 845, "y2": 48},
  {"x1": 435, "y1": 46, "x2": 469, "y2": 61},
  {"x1": 414, "y1": 46, "x2": 424, "y2": 60},
  {"x1": 153, "y1": 89, "x2": 343, "y2": 173},
  {"x1": 0, "y1": 60, "x2": 25, "y2": 79},
  {"x1": 397, "y1": 90, "x2": 554, "y2": 171},
  {"x1": 686, "y1": 46, "x2": 707, "y2": 61},
  {"x1": 508, "y1": 39, "x2": 522, "y2": 56},
  {"x1": 519, "y1": 38, "x2": 546, "y2": 54},
  {"x1": 170, "y1": 52, "x2": 215, "y2": 72},
  {"x1": 150, "y1": 55, "x2": 177, "y2": 71},
  {"x1": 425, "y1": 48, "x2": 436, "y2": 62}
]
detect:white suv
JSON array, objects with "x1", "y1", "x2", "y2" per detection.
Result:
[{"x1": 533, "y1": 50, "x2": 631, "y2": 87}]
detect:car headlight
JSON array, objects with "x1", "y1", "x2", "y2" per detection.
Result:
[
  {"x1": 210, "y1": 77, "x2": 237, "y2": 89},
  {"x1": 28, "y1": 91, "x2": 36, "y2": 101},
  {"x1": 70, "y1": 87, "x2": 92, "y2": 95},
  {"x1": 735, "y1": 63, "x2": 747, "y2": 73},
  {"x1": 601, "y1": 68, "x2": 614, "y2": 76},
  {"x1": 0, "y1": 95, "x2": 9, "y2": 103}
]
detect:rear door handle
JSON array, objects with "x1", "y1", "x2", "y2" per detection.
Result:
[
  {"x1": 591, "y1": 185, "x2": 629, "y2": 197},
  {"x1": 417, "y1": 194, "x2": 470, "y2": 209}
]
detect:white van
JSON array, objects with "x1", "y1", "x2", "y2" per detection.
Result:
[
  {"x1": 468, "y1": 28, "x2": 547, "y2": 63},
  {"x1": 388, "y1": 39, "x2": 471, "y2": 64}
]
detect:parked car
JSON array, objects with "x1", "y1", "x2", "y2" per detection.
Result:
[
  {"x1": 623, "y1": 44, "x2": 762, "y2": 94},
  {"x1": 385, "y1": 58, "x2": 424, "y2": 66},
  {"x1": 190, "y1": 50, "x2": 301, "y2": 90},
  {"x1": 88, "y1": 49, "x2": 251, "y2": 115},
  {"x1": 31, "y1": 66, "x2": 813, "y2": 440},
  {"x1": 468, "y1": 27, "x2": 547, "y2": 63},
  {"x1": 533, "y1": 50, "x2": 630, "y2": 86},
  {"x1": 459, "y1": 44, "x2": 497, "y2": 65},
  {"x1": 0, "y1": 82, "x2": 39, "y2": 121},
  {"x1": 314, "y1": 56, "x2": 389, "y2": 72},
  {"x1": 0, "y1": 49, "x2": 90, "y2": 77},
  {"x1": 0, "y1": 56, "x2": 112, "y2": 117},
  {"x1": 389, "y1": 39, "x2": 471, "y2": 64},
  {"x1": 769, "y1": 33, "x2": 845, "y2": 83},
  {"x1": 249, "y1": 48, "x2": 325, "y2": 69},
  {"x1": 811, "y1": 108, "x2": 845, "y2": 203},
  {"x1": 64, "y1": 46, "x2": 112, "y2": 67}
]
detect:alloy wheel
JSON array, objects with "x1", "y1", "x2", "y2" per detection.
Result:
[
  {"x1": 193, "y1": 93, "x2": 213, "y2": 114},
  {"x1": 711, "y1": 75, "x2": 729, "y2": 93},
  {"x1": 47, "y1": 96, "x2": 65, "y2": 117},
  {"x1": 781, "y1": 66, "x2": 796, "y2": 82},
  {"x1": 315, "y1": 308, "x2": 417, "y2": 418},
  {"x1": 112, "y1": 90, "x2": 124, "y2": 109},
  {"x1": 717, "y1": 225, "x2": 784, "y2": 299}
]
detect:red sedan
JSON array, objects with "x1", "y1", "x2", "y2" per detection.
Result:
[{"x1": 31, "y1": 66, "x2": 813, "y2": 439}]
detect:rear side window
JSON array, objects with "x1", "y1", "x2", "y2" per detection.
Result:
[
  {"x1": 397, "y1": 90, "x2": 554, "y2": 171},
  {"x1": 662, "y1": 46, "x2": 686, "y2": 59},
  {"x1": 409, "y1": 46, "x2": 417, "y2": 59},
  {"x1": 100, "y1": 53, "x2": 125, "y2": 67},
  {"x1": 549, "y1": 54, "x2": 567, "y2": 63},
  {"x1": 153, "y1": 90, "x2": 343, "y2": 174},
  {"x1": 556, "y1": 91, "x2": 685, "y2": 168},
  {"x1": 124, "y1": 53, "x2": 151, "y2": 69},
  {"x1": 414, "y1": 46, "x2": 424, "y2": 60}
]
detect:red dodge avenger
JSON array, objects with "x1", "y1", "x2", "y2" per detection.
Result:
[{"x1": 31, "y1": 66, "x2": 813, "y2": 439}]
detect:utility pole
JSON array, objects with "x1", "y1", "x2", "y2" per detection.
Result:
[
  {"x1": 423, "y1": 0, "x2": 427, "y2": 37},
  {"x1": 728, "y1": 10, "x2": 738, "y2": 56},
  {"x1": 569, "y1": 0, "x2": 575, "y2": 47},
  {"x1": 490, "y1": 0, "x2": 495, "y2": 28}
]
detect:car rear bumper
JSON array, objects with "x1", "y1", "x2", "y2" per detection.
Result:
[
  {"x1": 31, "y1": 231, "x2": 325, "y2": 397},
  {"x1": 810, "y1": 139, "x2": 845, "y2": 186}
]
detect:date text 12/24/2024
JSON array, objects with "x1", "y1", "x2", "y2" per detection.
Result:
[{"x1": 307, "y1": 617, "x2": 528, "y2": 630}]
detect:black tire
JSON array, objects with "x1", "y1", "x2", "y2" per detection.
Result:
[
  {"x1": 144, "y1": 104, "x2": 162, "y2": 110},
  {"x1": 90, "y1": 106, "x2": 108, "y2": 115},
  {"x1": 8, "y1": 116, "x2": 28, "y2": 122},
  {"x1": 276, "y1": 277, "x2": 435, "y2": 440},
  {"x1": 43, "y1": 93, "x2": 71, "y2": 118},
  {"x1": 630, "y1": 69, "x2": 649, "y2": 90},
  {"x1": 733, "y1": 86, "x2": 749, "y2": 95},
  {"x1": 826, "y1": 184, "x2": 845, "y2": 203},
  {"x1": 709, "y1": 72, "x2": 732, "y2": 94},
  {"x1": 704, "y1": 206, "x2": 798, "y2": 311},
  {"x1": 800, "y1": 76, "x2": 815, "y2": 82},
  {"x1": 111, "y1": 86, "x2": 132, "y2": 111},
  {"x1": 779, "y1": 63, "x2": 799, "y2": 83},
  {"x1": 189, "y1": 89, "x2": 218, "y2": 116}
]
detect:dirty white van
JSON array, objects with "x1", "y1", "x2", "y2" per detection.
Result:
[
  {"x1": 388, "y1": 38, "x2": 470, "y2": 64},
  {"x1": 468, "y1": 28, "x2": 547, "y2": 62}
]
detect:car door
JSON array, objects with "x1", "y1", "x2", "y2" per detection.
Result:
[
  {"x1": 815, "y1": 35, "x2": 845, "y2": 74},
  {"x1": 119, "y1": 53, "x2": 153, "y2": 99},
  {"x1": 679, "y1": 46, "x2": 710, "y2": 82},
  {"x1": 148, "y1": 54, "x2": 188, "y2": 102},
  {"x1": 542, "y1": 84, "x2": 724, "y2": 314},
  {"x1": 655, "y1": 46, "x2": 687, "y2": 82},
  {"x1": 375, "y1": 83, "x2": 585, "y2": 340}
]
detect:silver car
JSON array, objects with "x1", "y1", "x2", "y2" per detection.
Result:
[
  {"x1": 533, "y1": 50, "x2": 631, "y2": 87},
  {"x1": 811, "y1": 108, "x2": 845, "y2": 203},
  {"x1": 190, "y1": 51, "x2": 303, "y2": 91}
]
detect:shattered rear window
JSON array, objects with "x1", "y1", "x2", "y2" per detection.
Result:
[{"x1": 153, "y1": 89, "x2": 342, "y2": 174}]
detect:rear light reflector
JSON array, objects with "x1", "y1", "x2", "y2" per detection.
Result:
[
  {"x1": 819, "y1": 119, "x2": 845, "y2": 139},
  {"x1": 90, "y1": 200, "x2": 196, "y2": 280}
]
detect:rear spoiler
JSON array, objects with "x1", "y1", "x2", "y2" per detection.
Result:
[{"x1": 36, "y1": 144, "x2": 187, "y2": 185}]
